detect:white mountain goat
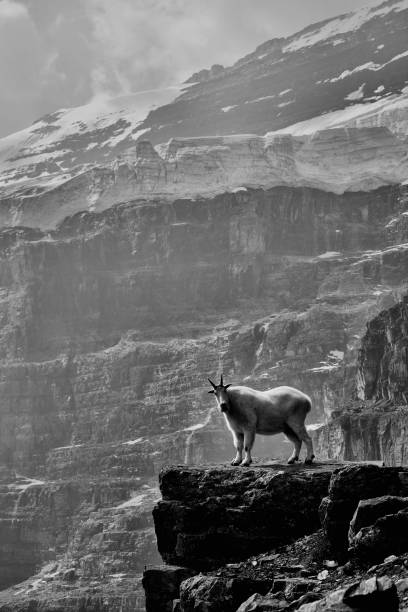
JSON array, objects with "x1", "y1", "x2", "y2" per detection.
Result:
[{"x1": 208, "y1": 375, "x2": 315, "y2": 466}]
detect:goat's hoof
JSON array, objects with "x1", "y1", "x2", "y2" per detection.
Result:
[
  {"x1": 241, "y1": 460, "x2": 252, "y2": 467},
  {"x1": 304, "y1": 455, "x2": 315, "y2": 465},
  {"x1": 231, "y1": 460, "x2": 242, "y2": 466},
  {"x1": 287, "y1": 457, "x2": 299, "y2": 465}
]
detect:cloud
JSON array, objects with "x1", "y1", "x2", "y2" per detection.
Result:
[
  {"x1": 0, "y1": 0, "x2": 387, "y2": 137},
  {"x1": 0, "y1": 0, "x2": 28, "y2": 20}
]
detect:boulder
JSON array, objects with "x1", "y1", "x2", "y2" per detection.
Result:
[
  {"x1": 319, "y1": 465, "x2": 408, "y2": 557},
  {"x1": 343, "y1": 575, "x2": 398, "y2": 609},
  {"x1": 298, "y1": 575, "x2": 398, "y2": 611},
  {"x1": 349, "y1": 495, "x2": 408, "y2": 542},
  {"x1": 142, "y1": 565, "x2": 196, "y2": 612},
  {"x1": 350, "y1": 509, "x2": 408, "y2": 563},
  {"x1": 179, "y1": 574, "x2": 274, "y2": 612}
]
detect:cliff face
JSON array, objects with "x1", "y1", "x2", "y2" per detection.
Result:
[
  {"x1": 145, "y1": 463, "x2": 408, "y2": 612},
  {"x1": 0, "y1": 184, "x2": 406, "y2": 474},
  {"x1": 313, "y1": 297, "x2": 408, "y2": 466},
  {"x1": 0, "y1": 179, "x2": 407, "y2": 607},
  {"x1": 357, "y1": 297, "x2": 408, "y2": 404},
  {"x1": 1, "y1": 127, "x2": 407, "y2": 230},
  {"x1": 0, "y1": 2, "x2": 408, "y2": 608}
]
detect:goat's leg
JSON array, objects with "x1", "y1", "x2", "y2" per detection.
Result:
[
  {"x1": 288, "y1": 420, "x2": 315, "y2": 464},
  {"x1": 283, "y1": 423, "x2": 302, "y2": 464},
  {"x1": 241, "y1": 429, "x2": 255, "y2": 466},
  {"x1": 231, "y1": 433, "x2": 244, "y2": 466}
]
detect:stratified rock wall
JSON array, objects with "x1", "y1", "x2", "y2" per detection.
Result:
[
  {"x1": 313, "y1": 410, "x2": 408, "y2": 465},
  {"x1": 0, "y1": 156, "x2": 407, "y2": 608},
  {"x1": 0, "y1": 184, "x2": 406, "y2": 476},
  {"x1": 357, "y1": 296, "x2": 408, "y2": 403}
]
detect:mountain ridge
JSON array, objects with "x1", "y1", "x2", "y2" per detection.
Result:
[{"x1": 1, "y1": 0, "x2": 408, "y2": 211}]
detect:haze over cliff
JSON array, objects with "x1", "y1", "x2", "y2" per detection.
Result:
[{"x1": 0, "y1": 0, "x2": 408, "y2": 610}]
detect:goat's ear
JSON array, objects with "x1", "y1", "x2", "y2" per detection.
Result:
[
  {"x1": 224, "y1": 384, "x2": 231, "y2": 390},
  {"x1": 208, "y1": 389, "x2": 215, "y2": 394}
]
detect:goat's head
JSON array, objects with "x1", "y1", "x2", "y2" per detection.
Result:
[{"x1": 208, "y1": 374, "x2": 231, "y2": 413}]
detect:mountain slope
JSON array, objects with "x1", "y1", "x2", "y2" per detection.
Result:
[{"x1": 1, "y1": 0, "x2": 408, "y2": 200}]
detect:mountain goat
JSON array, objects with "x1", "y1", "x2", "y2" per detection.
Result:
[{"x1": 208, "y1": 375, "x2": 315, "y2": 466}]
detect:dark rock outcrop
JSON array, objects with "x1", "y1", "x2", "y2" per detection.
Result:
[
  {"x1": 179, "y1": 573, "x2": 274, "y2": 612},
  {"x1": 350, "y1": 508, "x2": 408, "y2": 563},
  {"x1": 319, "y1": 464, "x2": 408, "y2": 557},
  {"x1": 349, "y1": 495, "x2": 408, "y2": 542},
  {"x1": 142, "y1": 565, "x2": 196, "y2": 612},
  {"x1": 153, "y1": 463, "x2": 339, "y2": 569},
  {"x1": 297, "y1": 576, "x2": 399, "y2": 611}
]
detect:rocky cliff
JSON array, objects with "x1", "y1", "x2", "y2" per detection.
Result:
[
  {"x1": 0, "y1": 178, "x2": 407, "y2": 608},
  {"x1": 313, "y1": 296, "x2": 408, "y2": 465},
  {"x1": 144, "y1": 462, "x2": 408, "y2": 611},
  {"x1": 0, "y1": 0, "x2": 408, "y2": 609}
]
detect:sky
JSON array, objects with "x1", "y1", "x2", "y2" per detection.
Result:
[{"x1": 0, "y1": 0, "x2": 385, "y2": 138}]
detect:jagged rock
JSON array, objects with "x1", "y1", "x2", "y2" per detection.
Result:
[
  {"x1": 343, "y1": 575, "x2": 398, "y2": 609},
  {"x1": 283, "y1": 578, "x2": 319, "y2": 601},
  {"x1": 357, "y1": 297, "x2": 408, "y2": 404},
  {"x1": 179, "y1": 574, "x2": 274, "y2": 612},
  {"x1": 349, "y1": 495, "x2": 408, "y2": 543},
  {"x1": 142, "y1": 565, "x2": 196, "y2": 612},
  {"x1": 312, "y1": 409, "x2": 408, "y2": 465},
  {"x1": 319, "y1": 464, "x2": 408, "y2": 557},
  {"x1": 297, "y1": 576, "x2": 398, "y2": 611},
  {"x1": 236, "y1": 592, "x2": 289, "y2": 611},
  {"x1": 350, "y1": 509, "x2": 408, "y2": 562},
  {"x1": 153, "y1": 463, "x2": 337, "y2": 569}
]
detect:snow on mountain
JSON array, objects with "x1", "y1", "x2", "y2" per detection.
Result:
[
  {"x1": 283, "y1": 0, "x2": 408, "y2": 52},
  {"x1": 274, "y1": 89, "x2": 408, "y2": 136},
  {"x1": 0, "y1": 0, "x2": 408, "y2": 209},
  {"x1": 0, "y1": 87, "x2": 182, "y2": 195}
]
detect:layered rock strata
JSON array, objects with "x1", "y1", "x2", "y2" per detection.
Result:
[{"x1": 1, "y1": 128, "x2": 407, "y2": 230}]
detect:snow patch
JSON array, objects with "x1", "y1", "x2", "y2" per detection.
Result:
[
  {"x1": 272, "y1": 91, "x2": 408, "y2": 136},
  {"x1": 345, "y1": 83, "x2": 365, "y2": 101},
  {"x1": 283, "y1": 0, "x2": 408, "y2": 53},
  {"x1": 183, "y1": 423, "x2": 205, "y2": 432},
  {"x1": 13, "y1": 477, "x2": 45, "y2": 491},
  {"x1": 122, "y1": 437, "x2": 144, "y2": 445},
  {"x1": 279, "y1": 89, "x2": 293, "y2": 96},
  {"x1": 330, "y1": 62, "x2": 380, "y2": 82},
  {"x1": 246, "y1": 94, "x2": 276, "y2": 104},
  {"x1": 307, "y1": 422, "x2": 325, "y2": 432},
  {"x1": 317, "y1": 251, "x2": 342, "y2": 259},
  {"x1": 278, "y1": 100, "x2": 293, "y2": 108},
  {"x1": 221, "y1": 105, "x2": 238, "y2": 113}
]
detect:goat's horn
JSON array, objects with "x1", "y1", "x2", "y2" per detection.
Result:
[
  {"x1": 208, "y1": 378, "x2": 216, "y2": 389},
  {"x1": 220, "y1": 373, "x2": 224, "y2": 386}
]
